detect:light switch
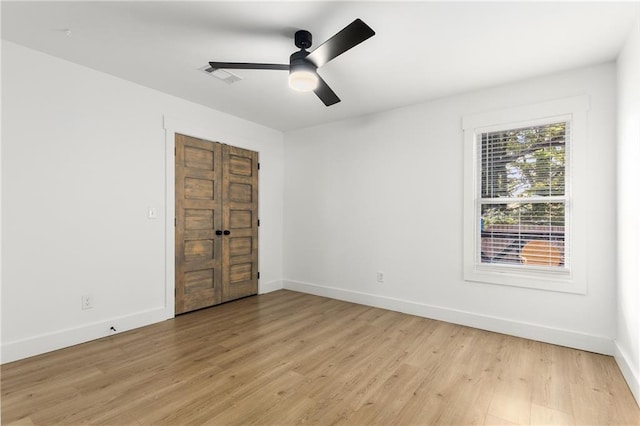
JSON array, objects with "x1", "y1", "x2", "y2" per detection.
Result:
[{"x1": 148, "y1": 207, "x2": 157, "y2": 219}]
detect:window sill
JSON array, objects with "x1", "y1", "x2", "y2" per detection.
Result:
[{"x1": 464, "y1": 265, "x2": 586, "y2": 294}]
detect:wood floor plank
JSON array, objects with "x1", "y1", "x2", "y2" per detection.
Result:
[
  {"x1": 530, "y1": 403, "x2": 573, "y2": 426},
  {"x1": 2, "y1": 290, "x2": 639, "y2": 425}
]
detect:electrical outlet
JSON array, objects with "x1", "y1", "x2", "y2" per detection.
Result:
[
  {"x1": 81, "y1": 295, "x2": 93, "y2": 310},
  {"x1": 376, "y1": 272, "x2": 384, "y2": 283}
]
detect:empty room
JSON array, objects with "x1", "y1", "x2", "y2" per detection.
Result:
[{"x1": 2, "y1": 1, "x2": 640, "y2": 424}]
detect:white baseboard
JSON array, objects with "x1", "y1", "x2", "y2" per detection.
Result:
[
  {"x1": 259, "y1": 279, "x2": 283, "y2": 294},
  {"x1": 2, "y1": 280, "x2": 618, "y2": 370},
  {"x1": 1, "y1": 307, "x2": 171, "y2": 364},
  {"x1": 2, "y1": 281, "x2": 283, "y2": 364},
  {"x1": 283, "y1": 279, "x2": 614, "y2": 356},
  {"x1": 614, "y1": 341, "x2": 640, "y2": 406}
]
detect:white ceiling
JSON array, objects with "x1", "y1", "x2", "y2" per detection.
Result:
[{"x1": 2, "y1": 1, "x2": 639, "y2": 131}]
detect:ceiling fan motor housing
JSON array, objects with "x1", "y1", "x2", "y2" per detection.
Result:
[
  {"x1": 289, "y1": 49, "x2": 316, "y2": 72},
  {"x1": 288, "y1": 49, "x2": 318, "y2": 92}
]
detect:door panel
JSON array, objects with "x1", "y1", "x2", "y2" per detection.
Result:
[
  {"x1": 175, "y1": 135, "x2": 222, "y2": 314},
  {"x1": 222, "y1": 145, "x2": 259, "y2": 302},
  {"x1": 176, "y1": 135, "x2": 258, "y2": 313}
]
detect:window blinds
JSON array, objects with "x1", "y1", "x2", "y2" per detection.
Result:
[{"x1": 478, "y1": 121, "x2": 569, "y2": 269}]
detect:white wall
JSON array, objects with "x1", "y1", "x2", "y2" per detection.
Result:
[
  {"x1": 1, "y1": 41, "x2": 284, "y2": 363},
  {"x1": 616, "y1": 15, "x2": 640, "y2": 403},
  {"x1": 284, "y1": 63, "x2": 618, "y2": 355}
]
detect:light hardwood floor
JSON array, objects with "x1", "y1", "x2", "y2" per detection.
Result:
[{"x1": 2, "y1": 290, "x2": 639, "y2": 425}]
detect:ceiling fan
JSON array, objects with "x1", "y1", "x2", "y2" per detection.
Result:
[{"x1": 208, "y1": 19, "x2": 375, "y2": 106}]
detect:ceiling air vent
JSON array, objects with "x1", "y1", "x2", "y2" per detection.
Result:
[{"x1": 198, "y1": 65, "x2": 242, "y2": 84}]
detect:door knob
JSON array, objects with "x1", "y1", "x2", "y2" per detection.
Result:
[
  {"x1": 215, "y1": 230, "x2": 223, "y2": 236},
  {"x1": 223, "y1": 230, "x2": 231, "y2": 235}
]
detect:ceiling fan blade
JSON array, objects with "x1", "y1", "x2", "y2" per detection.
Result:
[
  {"x1": 313, "y1": 75, "x2": 340, "y2": 106},
  {"x1": 208, "y1": 61, "x2": 289, "y2": 71},
  {"x1": 306, "y1": 19, "x2": 375, "y2": 68}
]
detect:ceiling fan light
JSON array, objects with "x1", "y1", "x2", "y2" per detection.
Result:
[{"x1": 288, "y1": 70, "x2": 318, "y2": 92}]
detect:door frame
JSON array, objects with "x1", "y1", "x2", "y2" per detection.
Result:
[{"x1": 163, "y1": 116, "x2": 261, "y2": 319}]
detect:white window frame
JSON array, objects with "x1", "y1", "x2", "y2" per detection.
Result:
[{"x1": 463, "y1": 96, "x2": 589, "y2": 294}]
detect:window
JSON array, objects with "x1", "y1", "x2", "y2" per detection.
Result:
[
  {"x1": 480, "y1": 121, "x2": 569, "y2": 270},
  {"x1": 463, "y1": 96, "x2": 589, "y2": 293}
]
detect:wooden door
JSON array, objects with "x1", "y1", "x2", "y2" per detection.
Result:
[
  {"x1": 221, "y1": 145, "x2": 259, "y2": 302},
  {"x1": 175, "y1": 135, "x2": 259, "y2": 314},
  {"x1": 175, "y1": 134, "x2": 222, "y2": 314}
]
